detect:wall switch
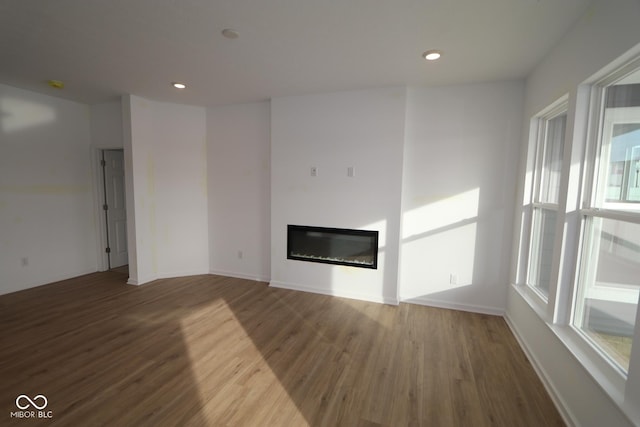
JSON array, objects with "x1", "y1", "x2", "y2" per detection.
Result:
[
  {"x1": 347, "y1": 166, "x2": 355, "y2": 177},
  {"x1": 310, "y1": 167, "x2": 318, "y2": 177},
  {"x1": 238, "y1": 250, "x2": 243, "y2": 259},
  {"x1": 21, "y1": 257, "x2": 29, "y2": 267},
  {"x1": 449, "y1": 273, "x2": 458, "y2": 285}
]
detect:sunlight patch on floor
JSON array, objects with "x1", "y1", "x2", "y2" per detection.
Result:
[{"x1": 178, "y1": 301, "x2": 305, "y2": 425}]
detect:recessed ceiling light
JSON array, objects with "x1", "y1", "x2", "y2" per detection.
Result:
[
  {"x1": 172, "y1": 82, "x2": 186, "y2": 89},
  {"x1": 47, "y1": 79, "x2": 64, "y2": 89},
  {"x1": 422, "y1": 50, "x2": 443, "y2": 61},
  {"x1": 221, "y1": 28, "x2": 239, "y2": 39}
]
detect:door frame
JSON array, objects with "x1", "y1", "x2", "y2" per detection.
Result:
[{"x1": 92, "y1": 147, "x2": 126, "y2": 271}]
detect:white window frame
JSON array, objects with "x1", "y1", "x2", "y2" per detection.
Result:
[
  {"x1": 562, "y1": 56, "x2": 640, "y2": 415},
  {"x1": 517, "y1": 96, "x2": 568, "y2": 313}
]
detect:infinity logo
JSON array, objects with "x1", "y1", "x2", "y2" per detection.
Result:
[{"x1": 15, "y1": 395, "x2": 48, "y2": 410}]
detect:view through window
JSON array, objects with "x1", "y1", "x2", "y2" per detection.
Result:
[{"x1": 573, "y1": 69, "x2": 640, "y2": 372}]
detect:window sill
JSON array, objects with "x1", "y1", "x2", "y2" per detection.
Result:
[
  {"x1": 511, "y1": 283, "x2": 637, "y2": 426},
  {"x1": 549, "y1": 324, "x2": 626, "y2": 403},
  {"x1": 512, "y1": 283, "x2": 549, "y2": 321}
]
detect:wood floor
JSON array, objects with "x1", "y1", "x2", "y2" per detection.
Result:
[{"x1": 0, "y1": 272, "x2": 564, "y2": 426}]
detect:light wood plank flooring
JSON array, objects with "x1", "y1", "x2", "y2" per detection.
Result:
[{"x1": 0, "y1": 272, "x2": 564, "y2": 426}]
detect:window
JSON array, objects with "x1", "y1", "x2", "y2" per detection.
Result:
[
  {"x1": 513, "y1": 48, "x2": 640, "y2": 421},
  {"x1": 572, "y1": 69, "x2": 640, "y2": 373},
  {"x1": 525, "y1": 103, "x2": 568, "y2": 300}
]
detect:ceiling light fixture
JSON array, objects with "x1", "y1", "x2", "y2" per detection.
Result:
[
  {"x1": 47, "y1": 79, "x2": 64, "y2": 89},
  {"x1": 172, "y1": 82, "x2": 186, "y2": 89},
  {"x1": 422, "y1": 50, "x2": 442, "y2": 61},
  {"x1": 221, "y1": 28, "x2": 239, "y2": 39}
]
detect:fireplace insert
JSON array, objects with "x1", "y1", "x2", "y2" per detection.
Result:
[{"x1": 287, "y1": 225, "x2": 378, "y2": 269}]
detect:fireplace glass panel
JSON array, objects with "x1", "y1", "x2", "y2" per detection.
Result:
[{"x1": 287, "y1": 225, "x2": 378, "y2": 269}]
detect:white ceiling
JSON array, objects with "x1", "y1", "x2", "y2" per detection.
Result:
[{"x1": 0, "y1": 0, "x2": 590, "y2": 107}]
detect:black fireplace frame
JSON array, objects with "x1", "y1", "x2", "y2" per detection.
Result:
[{"x1": 287, "y1": 225, "x2": 379, "y2": 269}]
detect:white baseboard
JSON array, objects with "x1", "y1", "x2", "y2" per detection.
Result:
[
  {"x1": 0, "y1": 268, "x2": 98, "y2": 296},
  {"x1": 128, "y1": 274, "x2": 156, "y2": 285},
  {"x1": 128, "y1": 269, "x2": 211, "y2": 286},
  {"x1": 156, "y1": 269, "x2": 210, "y2": 279},
  {"x1": 504, "y1": 313, "x2": 576, "y2": 427},
  {"x1": 400, "y1": 295, "x2": 504, "y2": 316},
  {"x1": 209, "y1": 269, "x2": 269, "y2": 283},
  {"x1": 269, "y1": 280, "x2": 399, "y2": 305}
]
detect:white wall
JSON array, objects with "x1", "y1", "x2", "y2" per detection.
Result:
[
  {"x1": 508, "y1": 0, "x2": 640, "y2": 425},
  {"x1": 400, "y1": 81, "x2": 524, "y2": 314},
  {"x1": 123, "y1": 95, "x2": 209, "y2": 284},
  {"x1": 524, "y1": 0, "x2": 640, "y2": 117},
  {"x1": 270, "y1": 87, "x2": 406, "y2": 304},
  {"x1": 0, "y1": 83, "x2": 97, "y2": 294},
  {"x1": 207, "y1": 102, "x2": 271, "y2": 281},
  {"x1": 90, "y1": 101, "x2": 123, "y2": 149}
]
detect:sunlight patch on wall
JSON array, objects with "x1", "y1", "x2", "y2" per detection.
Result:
[
  {"x1": 1, "y1": 97, "x2": 56, "y2": 133},
  {"x1": 399, "y1": 189, "x2": 480, "y2": 300},
  {"x1": 400, "y1": 222, "x2": 477, "y2": 299},
  {"x1": 402, "y1": 188, "x2": 480, "y2": 239}
]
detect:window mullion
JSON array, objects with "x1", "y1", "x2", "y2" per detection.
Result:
[
  {"x1": 532, "y1": 202, "x2": 559, "y2": 211},
  {"x1": 532, "y1": 119, "x2": 546, "y2": 204},
  {"x1": 582, "y1": 208, "x2": 640, "y2": 224},
  {"x1": 582, "y1": 85, "x2": 606, "y2": 209}
]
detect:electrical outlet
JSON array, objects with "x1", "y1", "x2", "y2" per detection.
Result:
[
  {"x1": 21, "y1": 257, "x2": 29, "y2": 267},
  {"x1": 238, "y1": 250, "x2": 243, "y2": 259},
  {"x1": 449, "y1": 273, "x2": 458, "y2": 285},
  {"x1": 310, "y1": 167, "x2": 318, "y2": 177}
]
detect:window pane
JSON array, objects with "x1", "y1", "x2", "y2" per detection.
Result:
[
  {"x1": 596, "y1": 79, "x2": 640, "y2": 209},
  {"x1": 573, "y1": 217, "x2": 640, "y2": 372},
  {"x1": 599, "y1": 119, "x2": 640, "y2": 207},
  {"x1": 539, "y1": 114, "x2": 566, "y2": 204},
  {"x1": 528, "y1": 208, "x2": 557, "y2": 299}
]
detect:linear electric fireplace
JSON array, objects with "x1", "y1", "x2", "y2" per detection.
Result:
[{"x1": 287, "y1": 225, "x2": 378, "y2": 269}]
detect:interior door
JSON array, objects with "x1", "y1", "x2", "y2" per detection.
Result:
[{"x1": 103, "y1": 150, "x2": 128, "y2": 268}]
